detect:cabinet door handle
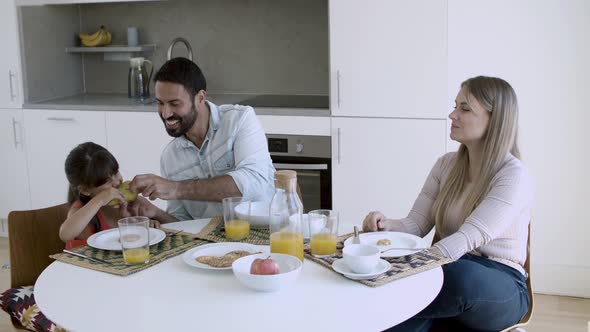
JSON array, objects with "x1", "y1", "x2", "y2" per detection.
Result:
[
  {"x1": 336, "y1": 70, "x2": 341, "y2": 109},
  {"x1": 46, "y1": 117, "x2": 75, "y2": 122},
  {"x1": 273, "y1": 163, "x2": 328, "y2": 170},
  {"x1": 337, "y1": 127, "x2": 342, "y2": 164},
  {"x1": 8, "y1": 70, "x2": 17, "y2": 102},
  {"x1": 12, "y1": 117, "x2": 20, "y2": 149}
]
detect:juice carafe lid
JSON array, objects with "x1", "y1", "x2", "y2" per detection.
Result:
[{"x1": 275, "y1": 170, "x2": 297, "y2": 192}]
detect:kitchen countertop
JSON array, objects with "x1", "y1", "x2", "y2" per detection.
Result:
[{"x1": 23, "y1": 93, "x2": 331, "y2": 117}]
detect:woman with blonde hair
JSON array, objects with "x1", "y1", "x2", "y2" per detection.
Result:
[{"x1": 364, "y1": 76, "x2": 532, "y2": 331}]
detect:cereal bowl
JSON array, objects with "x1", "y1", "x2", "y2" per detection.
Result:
[
  {"x1": 235, "y1": 201, "x2": 270, "y2": 228},
  {"x1": 232, "y1": 253, "x2": 302, "y2": 292}
]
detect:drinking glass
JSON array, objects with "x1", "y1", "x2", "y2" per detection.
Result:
[
  {"x1": 222, "y1": 197, "x2": 251, "y2": 240},
  {"x1": 308, "y1": 209, "x2": 339, "y2": 257},
  {"x1": 118, "y1": 216, "x2": 150, "y2": 265}
]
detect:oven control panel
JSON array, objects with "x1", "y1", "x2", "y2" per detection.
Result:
[
  {"x1": 268, "y1": 138, "x2": 288, "y2": 153},
  {"x1": 266, "y1": 135, "x2": 331, "y2": 158}
]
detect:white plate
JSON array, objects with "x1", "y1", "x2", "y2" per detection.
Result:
[
  {"x1": 87, "y1": 228, "x2": 166, "y2": 251},
  {"x1": 182, "y1": 242, "x2": 264, "y2": 270},
  {"x1": 332, "y1": 258, "x2": 391, "y2": 280},
  {"x1": 343, "y1": 231, "x2": 427, "y2": 257}
]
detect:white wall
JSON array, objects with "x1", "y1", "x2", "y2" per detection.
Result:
[{"x1": 448, "y1": 0, "x2": 590, "y2": 297}]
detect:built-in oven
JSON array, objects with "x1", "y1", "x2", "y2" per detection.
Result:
[{"x1": 267, "y1": 134, "x2": 331, "y2": 212}]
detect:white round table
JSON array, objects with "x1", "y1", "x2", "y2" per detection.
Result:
[{"x1": 35, "y1": 219, "x2": 443, "y2": 332}]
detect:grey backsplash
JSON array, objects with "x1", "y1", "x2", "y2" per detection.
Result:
[
  {"x1": 80, "y1": 0, "x2": 329, "y2": 96},
  {"x1": 20, "y1": 5, "x2": 84, "y2": 102}
]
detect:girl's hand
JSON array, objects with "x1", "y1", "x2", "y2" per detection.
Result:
[
  {"x1": 126, "y1": 196, "x2": 161, "y2": 219},
  {"x1": 94, "y1": 187, "x2": 126, "y2": 207}
]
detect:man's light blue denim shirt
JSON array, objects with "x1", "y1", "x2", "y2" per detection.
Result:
[{"x1": 160, "y1": 101, "x2": 275, "y2": 220}]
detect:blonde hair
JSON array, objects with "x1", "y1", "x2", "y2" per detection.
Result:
[{"x1": 432, "y1": 76, "x2": 520, "y2": 230}]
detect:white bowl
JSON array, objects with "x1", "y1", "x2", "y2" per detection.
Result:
[
  {"x1": 232, "y1": 253, "x2": 303, "y2": 292},
  {"x1": 235, "y1": 201, "x2": 270, "y2": 228},
  {"x1": 342, "y1": 244, "x2": 381, "y2": 274}
]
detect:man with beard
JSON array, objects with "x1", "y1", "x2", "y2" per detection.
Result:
[{"x1": 128, "y1": 58, "x2": 275, "y2": 220}]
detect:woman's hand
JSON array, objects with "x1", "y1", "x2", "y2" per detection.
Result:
[
  {"x1": 363, "y1": 211, "x2": 386, "y2": 232},
  {"x1": 362, "y1": 211, "x2": 406, "y2": 232}
]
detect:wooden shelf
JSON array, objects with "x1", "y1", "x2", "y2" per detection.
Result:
[{"x1": 65, "y1": 44, "x2": 156, "y2": 53}]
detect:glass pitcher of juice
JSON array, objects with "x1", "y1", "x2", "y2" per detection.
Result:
[{"x1": 269, "y1": 170, "x2": 304, "y2": 261}]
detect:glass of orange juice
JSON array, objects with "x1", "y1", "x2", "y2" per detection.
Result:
[
  {"x1": 222, "y1": 197, "x2": 251, "y2": 240},
  {"x1": 308, "y1": 210, "x2": 339, "y2": 257},
  {"x1": 118, "y1": 216, "x2": 150, "y2": 265}
]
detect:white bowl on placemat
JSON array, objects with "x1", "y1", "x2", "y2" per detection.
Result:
[
  {"x1": 232, "y1": 253, "x2": 302, "y2": 292},
  {"x1": 235, "y1": 201, "x2": 270, "y2": 228}
]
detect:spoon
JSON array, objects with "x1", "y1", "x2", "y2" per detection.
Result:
[
  {"x1": 380, "y1": 247, "x2": 429, "y2": 254},
  {"x1": 352, "y1": 226, "x2": 361, "y2": 244}
]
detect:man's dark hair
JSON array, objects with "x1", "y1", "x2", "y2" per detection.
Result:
[{"x1": 154, "y1": 57, "x2": 207, "y2": 100}]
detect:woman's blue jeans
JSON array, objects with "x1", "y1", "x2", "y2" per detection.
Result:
[{"x1": 386, "y1": 254, "x2": 529, "y2": 332}]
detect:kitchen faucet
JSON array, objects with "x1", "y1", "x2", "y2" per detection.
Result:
[{"x1": 166, "y1": 37, "x2": 194, "y2": 61}]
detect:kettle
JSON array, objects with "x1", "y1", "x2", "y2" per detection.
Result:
[{"x1": 128, "y1": 57, "x2": 153, "y2": 100}]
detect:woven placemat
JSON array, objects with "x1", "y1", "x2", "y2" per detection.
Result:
[
  {"x1": 50, "y1": 230, "x2": 210, "y2": 276},
  {"x1": 304, "y1": 233, "x2": 452, "y2": 287},
  {"x1": 194, "y1": 216, "x2": 270, "y2": 245}
]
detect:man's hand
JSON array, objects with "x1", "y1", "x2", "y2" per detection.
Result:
[
  {"x1": 129, "y1": 174, "x2": 178, "y2": 200},
  {"x1": 125, "y1": 196, "x2": 162, "y2": 219}
]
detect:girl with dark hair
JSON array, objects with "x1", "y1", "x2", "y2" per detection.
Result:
[{"x1": 60, "y1": 142, "x2": 165, "y2": 249}]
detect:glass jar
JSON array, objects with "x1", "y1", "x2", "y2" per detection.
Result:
[{"x1": 269, "y1": 170, "x2": 304, "y2": 261}]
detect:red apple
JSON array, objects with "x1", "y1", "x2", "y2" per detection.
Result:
[{"x1": 250, "y1": 257, "x2": 280, "y2": 275}]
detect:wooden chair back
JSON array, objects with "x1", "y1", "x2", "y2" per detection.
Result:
[
  {"x1": 8, "y1": 203, "x2": 69, "y2": 288},
  {"x1": 500, "y1": 222, "x2": 534, "y2": 332}
]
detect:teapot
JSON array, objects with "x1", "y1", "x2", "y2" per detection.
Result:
[{"x1": 128, "y1": 57, "x2": 153, "y2": 100}]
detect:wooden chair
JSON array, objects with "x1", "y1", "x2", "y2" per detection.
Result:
[
  {"x1": 8, "y1": 203, "x2": 69, "y2": 288},
  {"x1": 430, "y1": 223, "x2": 534, "y2": 332},
  {"x1": 7, "y1": 203, "x2": 69, "y2": 330},
  {"x1": 500, "y1": 222, "x2": 534, "y2": 332}
]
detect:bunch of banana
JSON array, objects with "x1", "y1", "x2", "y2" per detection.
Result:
[{"x1": 79, "y1": 25, "x2": 112, "y2": 47}]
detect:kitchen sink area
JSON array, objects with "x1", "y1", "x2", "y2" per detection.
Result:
[
  {"x1": 18, "y1": 0, "x2": 329, "y2": 117},
  {"x1": 23, "y1": 93, "x2": 330, "y2": 116}
]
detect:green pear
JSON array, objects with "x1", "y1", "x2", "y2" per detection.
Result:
[{"x1": 108, "y1": 180, "x2": 138, "y2": 206}]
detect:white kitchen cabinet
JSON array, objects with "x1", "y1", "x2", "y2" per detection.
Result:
[
  {"x1": 329, "y1": 0, "x2": 447, "y2": 119},
  {"x1": 0, "y1": 109, "x2": 30, "y2": 218},
  {"x1": 258, "y1": 115, "x2": 331, "y2": 136},
  {"x1": 105, "y1": 111, "x2": 171, "y2": 210},
  {"x1": 24, "y1": 109, "x2": 106, "y2": 209},
  {"x1": 0, "y1": 0, "x2": 23, "y2": 108},
  {"x1": 331, "y1": 117, "x2": 446, "y2": 226}
]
